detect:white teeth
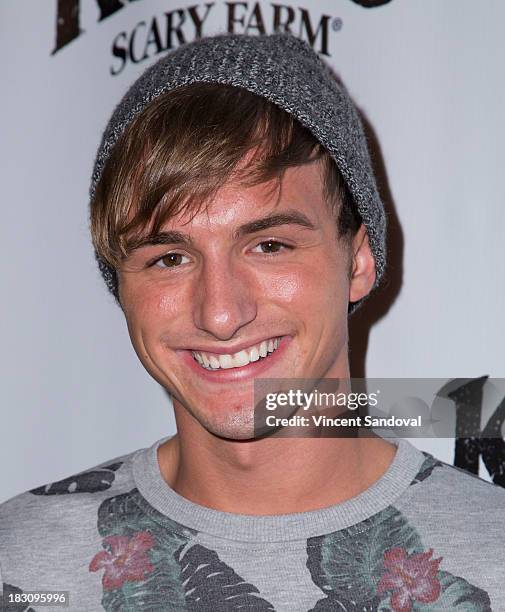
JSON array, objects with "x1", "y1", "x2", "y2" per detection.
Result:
[
  {"x1": 192, "y1": 337, "x2": 282, "y2": 370},
  {"x1": 209, "y1": 355, "x2": 220, "y2": 369},
  {"x1": 218, "y1": 354, "x2": 233, "y2": 369},
  {"x1": 232, "y1": 350, "x2": 250, "y2": 368}
]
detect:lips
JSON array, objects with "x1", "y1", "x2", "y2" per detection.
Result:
[
  {"x1": 176, "y1": 334, "x2": 293, "y2": 382},
  {"x1": 192, "y1": 337, "x2": 281, "y2": 370}
]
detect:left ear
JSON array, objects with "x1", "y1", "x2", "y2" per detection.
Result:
[{"x1": 349, "y1": 224, "x2": 376, "y2": 304}]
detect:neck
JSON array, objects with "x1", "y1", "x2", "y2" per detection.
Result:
[
  {"x1": 158, "y1": 353, "x2": 396, "y2": 515},
  {"x1": 158, "y1": 429, "x2": 396, "y2": 515}
]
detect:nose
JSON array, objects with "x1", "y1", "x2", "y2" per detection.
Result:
[{"x1": 192, "y1": 256, "x2": 257, "y2": 340}]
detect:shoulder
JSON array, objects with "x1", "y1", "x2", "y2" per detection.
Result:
[
  {"x1": 395, "y1": 450, "x2": 505, "y2": 605},
  {"x1": 416, "y1": 451, "x2": 505, "y2": 502},
  {"x1": 437, "y1": 458, "x2": 505, "y2": 516},
  {"x1": 0, "y1": 448, "x2": 137, "y2": 526},
  {"x1": 402, "y1": 449, "x2": 505, "y2": 531},
  {"x1": 0, "y1": 449, "x2": 139, "y2": 580}
]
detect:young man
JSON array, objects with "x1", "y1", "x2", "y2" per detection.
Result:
[{"x1": 1, "y1": 33, "x2": 504, "y2": 611}]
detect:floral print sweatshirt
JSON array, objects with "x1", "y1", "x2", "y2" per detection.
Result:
[{"x1": 1, "y1": 438, "x2": 504, "y2": 611}]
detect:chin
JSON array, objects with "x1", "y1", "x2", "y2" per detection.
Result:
[{"x1": 197, "y1": 405, "x2": 257, "y2": 441}]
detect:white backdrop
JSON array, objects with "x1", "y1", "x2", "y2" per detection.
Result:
[{"x1": 1, "y1": 0, "x2": 504, "y2": 502}]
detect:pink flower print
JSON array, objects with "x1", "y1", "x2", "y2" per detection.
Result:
[
  {"x1": 377, "y1": 547, "x2": 443, "y2": 612},
  {"x1": 89, "y1": 531, "x2": 155, "y2": 590}
]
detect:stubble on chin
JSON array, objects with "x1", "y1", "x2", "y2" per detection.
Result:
[{"x1": 195, "y1": 403, "x2": 256, "y2": 441}]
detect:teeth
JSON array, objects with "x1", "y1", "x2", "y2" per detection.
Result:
[
  {"x1": 218, "y1": 354, "x2": 233, "y2": 369},
  {"x1": 232, "y1": 350, "x2": 250, "y2": 368},
  {"x1": 209, "y1": 355, "x2": 220, "y2": 369},
  {"x1": 192, "y1": 337, "x2": 282, "y2": 370}
]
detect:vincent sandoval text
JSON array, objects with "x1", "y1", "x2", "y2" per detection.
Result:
[{"x1": 265, "y1": 415, "x2": 422, "y2": 428}]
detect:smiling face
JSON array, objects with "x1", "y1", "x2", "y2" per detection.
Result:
[{"x1": 117, "y1": 159, "x2": 375, "y2": 440}]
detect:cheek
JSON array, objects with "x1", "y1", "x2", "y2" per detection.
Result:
[
  {"x1": 157, "y1": 288, "x2": 183, "y2": 316},
  {"x1": 262, "y1": 273, "x2": 304, "y2": 303},
  {"x1": 121, "y1": 279, "x2": 186, "y2": 333},
  {"x1": 258, "y1": 262, "x2": 349, "y2": 312}
]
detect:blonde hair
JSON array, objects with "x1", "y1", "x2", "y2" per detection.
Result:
[{"x1": 90, "y1": 83, "x2": 360, "y2": 270}]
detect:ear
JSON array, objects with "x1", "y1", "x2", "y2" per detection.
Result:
[{"x1": 349, "y1": 224, "x2": 376, "y2": 304}]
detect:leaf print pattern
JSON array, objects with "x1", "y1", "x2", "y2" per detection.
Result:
[
  {"x1": 92, "y1": 489, "x2": 275, "y2": 611},
  {"x1": 409, "y1": 454, "x2": 443, "y2": 486},
  {"x1": 30, "y1": 462, "x2": 122, "y2": 495},
  {"x1": 75, "y1": 455, "x2": 493, "y2": 611},
  {"x1": 94, "y1": 489, "x2": 190, "y2": 611},
  {"x1": 176, "y1": 543, "x2": 275, "y2": 610},
  {"x1": 423, "y1": 571, "x2": 492, "y2": 611},
  {"x1": 306, "y1": 507, "x2": 491, "y2": 611},
  {"x1": 310, "y1": 596, "x2": 378, "y2": 610},
  {"x1": 306, "y1": 507, "x2": 423, "y2": 610}
]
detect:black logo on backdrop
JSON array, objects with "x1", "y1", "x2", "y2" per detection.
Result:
[
  {"x1": 53, "y1": 0, "x2": 393, "y2": 75},
  {"x1": 351, "y1": 0, "x2": 392, "y2": 6},
  {"x1": 448, "y1": 377, "x2": 505, "y2": 486}
]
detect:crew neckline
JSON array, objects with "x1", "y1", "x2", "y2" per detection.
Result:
[{"x1": 132, "y1": 437, "x2": 426, "y2": 542}]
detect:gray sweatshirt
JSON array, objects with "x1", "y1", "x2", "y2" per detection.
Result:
[{"x1": 1, "y1": 438, "x2": 504, "y2": 611}]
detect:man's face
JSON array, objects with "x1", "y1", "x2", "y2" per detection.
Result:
[{"x1": 118, "y1": 160, "x2": 374, "y2": 439}]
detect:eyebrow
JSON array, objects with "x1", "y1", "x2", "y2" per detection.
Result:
[
  {"x1": 129, "y1": 230, "x2": 192, "y2": 252},
  {"x1": 233, "y1": 210, "x2": 316, "y2": 239},
  {"x1": 128, "y1": 210, "x2": 316, "y2": 253}
]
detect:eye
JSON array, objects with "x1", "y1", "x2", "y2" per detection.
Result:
[
  {"x1": 251, "y1": 240, "x2": 293, "y2": 254},
  {"x1": 150, "y1": 252, "x2": 190, "y2": 269}
]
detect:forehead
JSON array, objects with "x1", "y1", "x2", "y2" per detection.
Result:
[{"x1": 167, "y1": 160, "x2": 329, "y2": 234}]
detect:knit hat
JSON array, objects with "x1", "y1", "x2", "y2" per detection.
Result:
[{"x1": 90, "y1": 32, "x2": 386, "y2": 312}]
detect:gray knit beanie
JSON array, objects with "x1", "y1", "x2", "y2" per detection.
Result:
[{"x1": 90, "y1": 32, "x2": 386, "y2": 311}]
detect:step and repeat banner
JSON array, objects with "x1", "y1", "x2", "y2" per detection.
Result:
[{"x1": 1, "y1": 0, "x2": 504, "y2": 500}]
